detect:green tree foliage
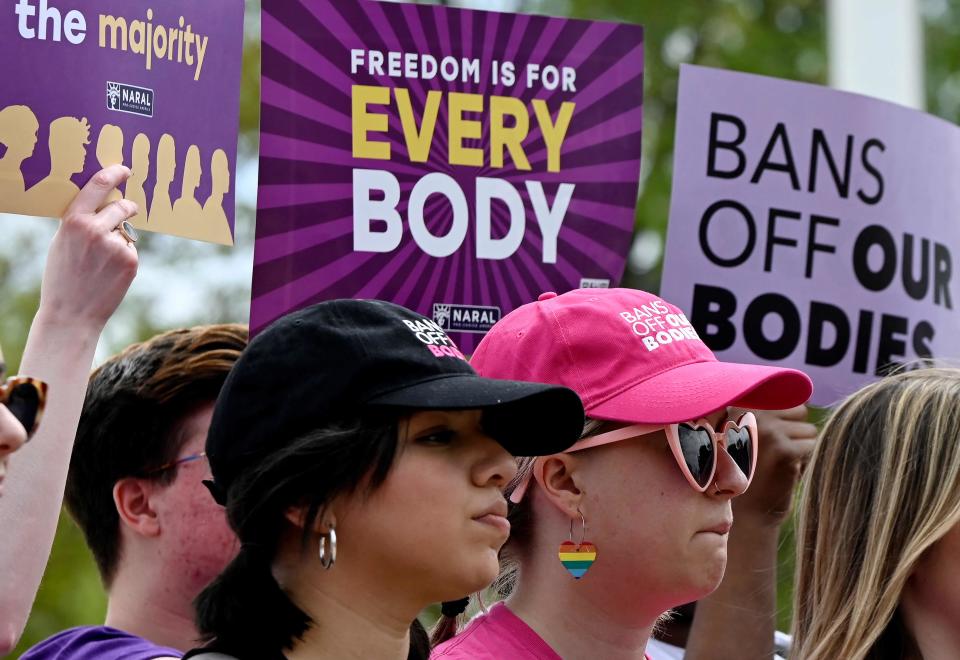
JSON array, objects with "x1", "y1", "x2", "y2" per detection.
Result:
[{"x1": 534, "y1": 0, "x2": 827, "y2": 292}]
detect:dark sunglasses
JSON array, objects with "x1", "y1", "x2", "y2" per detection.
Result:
[{"x1": 1, "y1": 376, "x2": 49, "y2": 440}]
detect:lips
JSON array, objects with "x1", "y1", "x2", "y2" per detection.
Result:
[
  {"x1": 473, "y1": 499, "x2": 510, "y2": 534},
  {"x1": 474, "y1": 499, "x2": 508, "y2": 520},
  {"x1": 700, "y1": 520, "x2": 733, "y2": 535}
]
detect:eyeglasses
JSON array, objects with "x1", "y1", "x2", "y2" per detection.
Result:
[
  {"x1": 1, "y1": 376, "x2": 49, "y2": 440},
  {"x1": 144, "y1": 452, "x2": 208, "y2": 476},
  {"x1": 509, "y1": 412, "x2": 758, "y2": 502}
]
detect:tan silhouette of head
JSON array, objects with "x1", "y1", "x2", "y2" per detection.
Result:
[
  {"x1": 0, "y1": 105, "x2": 40, "y2": 162},
  {"x1": 131, "y1": 133, "x2": 150, "y2": 179},
  {"x1": 49, "y1": 116, "x2": 90, "y2": 175},
  {"x1": 96, "y1": 124, "x2": 124, "y2": 168},
  {"x1": 211, "y1": 149, "x2": 230, "y2": 195},
  {"x1": 183, "y1": 145, "x2": 202, "y2": 192},
  {"x1": 156, "y1": 133, "x2": 176, "y2": 183}
]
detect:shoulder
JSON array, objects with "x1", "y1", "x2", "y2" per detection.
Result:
[
  {"x1": 431, "y1": 604, "x2": 558, "y2": 660},
  {"x1": 20, "y1": 626, "x2": 183, "y2": 660},
  {"x1": 431, "y1": 610, "x2": 501, "y2": 659}
]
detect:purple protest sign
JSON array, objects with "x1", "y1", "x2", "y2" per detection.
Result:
[
  {"x1": 254, "y1": 0, "x2": 644, "y2": 347},
  {"x1": 661, "y1": 65, "x2": 960, "y2": 406},
  {"x1": 0, "y1": 0, "x2": 243, "y2": 245}
]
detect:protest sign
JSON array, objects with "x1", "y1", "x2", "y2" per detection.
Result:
[
  {"x1": 661, "y1": 65, "x2": 960, "y2": 406},
  {"x1": 253, "y1": 0, "x2": 644, "y2": 345},
  {"x1": 0, "y1": 0, "x2": 243, "y2": 245}
]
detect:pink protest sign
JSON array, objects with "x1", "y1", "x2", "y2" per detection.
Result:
[{"x1": 661, "y1": 65, "x2": 960, "y2": 406}]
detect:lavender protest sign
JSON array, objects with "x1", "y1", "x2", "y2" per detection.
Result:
[
  {"x1": 0, "y1": 0, "x2": 243, "y2": 245},
  {"x1": 254, "y1": 0, "x2": 644, "y2": 345},
  {"x1": 661, "y1": 65, "x2": 960, "y2": 406}
]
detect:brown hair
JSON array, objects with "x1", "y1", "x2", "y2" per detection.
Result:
[
  {"x1": 65, "y1": 324, "x2": 248, "y2": 584},
  {"x1": 793, "y1": 368, "x2": 960, "y2": 660}
]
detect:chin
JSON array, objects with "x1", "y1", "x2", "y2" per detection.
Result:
[
  {"x1": 450, "y1": 553, "x2": 500, "y2": 598},
  {"x1": 697, "y1": 558, "x2": 728, "y2": 594}
]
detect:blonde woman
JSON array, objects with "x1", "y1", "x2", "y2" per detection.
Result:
[{"x1": 793, "y1": 368, "x2": 960, "y2": 660}]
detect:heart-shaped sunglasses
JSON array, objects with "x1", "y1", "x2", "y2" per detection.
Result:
[{"x1": 510, "y1": 412, "x2": 758, "y2": 502}]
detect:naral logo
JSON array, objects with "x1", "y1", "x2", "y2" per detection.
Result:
[
  {"x1": 106, "y1": 82, "x2": 154, "y2": 118},
  {"x1": 432, "y1": 304, "x2": 501, "y2": 334},
  {"x1": 579, "y1": 278, "x2": 610, "y2": 288}
]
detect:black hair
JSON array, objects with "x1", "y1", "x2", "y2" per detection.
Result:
[
  {"x1": 193, "y1": 413, "x2": 429, "y2": 660},
  {"x1": 65, "y1": 324, "x2": 247, "y2": 584}
]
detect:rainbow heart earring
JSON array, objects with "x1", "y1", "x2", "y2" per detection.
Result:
[{"x1": 557, "y1": 508, "x2": 597, "y2": 580}]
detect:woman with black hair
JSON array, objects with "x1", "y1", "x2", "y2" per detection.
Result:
[{"x1": 182, "y1": 299, "x2": 584, "y2": 660}]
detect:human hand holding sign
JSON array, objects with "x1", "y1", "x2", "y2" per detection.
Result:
[{"x1": 36, "y1": 164, "x2": 139, "y2": 330}]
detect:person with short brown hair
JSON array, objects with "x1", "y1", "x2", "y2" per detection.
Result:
[{"x1": 19, "y1": 324, "x2": 248, "y2": 660}]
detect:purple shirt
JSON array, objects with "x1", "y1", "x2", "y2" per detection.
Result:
[{"x1": 20, "y1": 626, "x2": 182, "y2": 660}]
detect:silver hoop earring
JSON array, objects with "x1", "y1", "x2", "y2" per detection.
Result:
[{"x1": 319, "y1": 525, "x2": 337, "y2": 569}]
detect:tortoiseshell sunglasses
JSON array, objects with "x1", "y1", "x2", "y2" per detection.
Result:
[{"x1": 0, "y1": 347, "x2": 49, "y2": 439}]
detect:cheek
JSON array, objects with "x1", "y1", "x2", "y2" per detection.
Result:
[
  {"x1": 349, "y1": 453, "x2": 469, "y2": 548},
  {"x1": 339, "y1": 452, "x2": 502, "y2": 597},
  {"x1": 160, "y1": 481, "x2": 238, "y2": 585},
  {"x1": 584, "y1": 445, "x2": 729, "y2": 599},
  {"x1": 911, "y1": 525, "x2": 960, "y2": 619}
]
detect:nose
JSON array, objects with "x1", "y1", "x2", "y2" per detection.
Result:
[
  {"x1": 0, "y1": 405, "x2": 28, "y2": 461},
  {"x1": 710, "y1": 441, "x2": 750, "y2": 497},
  {"x1": 472, "y1": 434, "x2": 519, "y2": 489}
]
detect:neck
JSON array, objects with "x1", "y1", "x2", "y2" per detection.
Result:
[
  {"x1": 278, "y1": 551, "x2": 420, "y2": 660},
  {"x1": 104, "y1": 568, "x2": 200, "y2": 651},
  {"x1": 507, "y1": 555, "x2": 656, "y2": 660},
  {"x1": 284, "y1": 588, "x2": 413, "y2": 660}
]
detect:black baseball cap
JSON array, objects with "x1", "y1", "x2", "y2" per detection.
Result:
[{"x1": 204, "y1": 299, "x2": 584, "y2": 505}]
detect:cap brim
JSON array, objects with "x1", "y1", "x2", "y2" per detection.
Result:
[
  {"x1": 588, "y1": 360, "x2": 813, "y2": 424},
  {"x1": 368, "y1": 374, "x2": 584, "y2": 456}
]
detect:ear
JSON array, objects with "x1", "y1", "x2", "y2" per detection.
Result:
[
  {"x1": 113, "y1": 478, "x2": 161, "y2": 538},
  {"x1": 532, "y1": 453, "x2": 585, "y2": 519},
  {"x1": 283, "y1": 503, "x2": 336, "y2": 534}
]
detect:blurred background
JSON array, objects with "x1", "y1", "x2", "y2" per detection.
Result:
[{"x1": 3, "y1": 0, "x2": 960, "y2": 654}]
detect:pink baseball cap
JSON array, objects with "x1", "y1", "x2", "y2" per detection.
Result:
[{"x1": 471, "y1": 288, "x2": 813, "y2": 426}]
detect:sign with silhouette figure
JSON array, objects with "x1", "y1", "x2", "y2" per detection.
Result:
[
  {"x1": 1, "y1": 0, "x2": 243, "y2": 245},
  {"x1": 253, "y1": 0, "x2": 645, "y2": 343}
]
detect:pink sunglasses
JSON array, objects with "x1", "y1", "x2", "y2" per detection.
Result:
[{"x1": 510, "y1": 412, "x2": 758, "y2": 503}]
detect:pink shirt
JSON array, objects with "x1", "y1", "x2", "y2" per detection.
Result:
[{"x1": 431, "y1": 602, "x2": 652, "y2": 660}]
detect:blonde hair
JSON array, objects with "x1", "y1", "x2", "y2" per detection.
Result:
[{"x1": 793, "y1": 368, "x2": 960, "y2": 660}]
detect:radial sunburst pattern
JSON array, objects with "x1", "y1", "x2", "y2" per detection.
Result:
[{"x1": 255, "y1": 0, "x2": 644, "y2": 349}]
